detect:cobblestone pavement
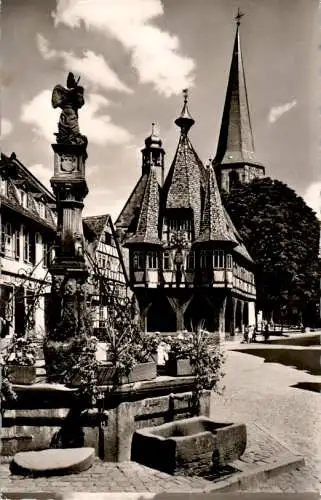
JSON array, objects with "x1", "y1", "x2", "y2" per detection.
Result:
[{"x1": 211, "y1": 346, "x2": 321, "y2": 492}]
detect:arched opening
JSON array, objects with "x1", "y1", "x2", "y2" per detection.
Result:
[
  {"x1": 185, "y1": 294, "x2": 217, "y2": 332},
  {"x1": 147, "y1": 295, "x2": 176, "y2": 333},
  {"x1": 243, "y1": 302, "x2": 249, "y2": 326},
  {"x1": 229, "y1": 170, "x2": 240, "y2": 190}
]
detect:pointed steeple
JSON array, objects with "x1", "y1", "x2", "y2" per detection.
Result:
[
  {"x1": 195, "y1": 164, "x2": 237, "y2": 245},
  {"x1": 163, "y1": 90, "x2": 204, "y2": 237},
  {"x1": 125, "y1": 167, "x2": 162, "y2": 246},
  {"x1": 213, "y1": 11, "x2": 260, "y2": 167}
]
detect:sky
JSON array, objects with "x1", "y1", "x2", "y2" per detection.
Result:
[{"x1": 1, "y1": 0, "x2": 320, "y2": 221}]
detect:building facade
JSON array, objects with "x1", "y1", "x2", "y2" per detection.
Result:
[
  {"x1": 83, "y1": 214, "x2": 130, "y2": 335},
  {"x1": 0, "y1": 152, "x2": 56, "y2": 339}
]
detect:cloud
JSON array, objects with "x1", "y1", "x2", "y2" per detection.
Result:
[
  {"x1": 268, "y1": 100, "x2": 297, "y2": 123},
  {"x1": 36, "y1": 33, "x2": 58, "y2": 60},
  {"x1": 29, "y1": 163, "x2": 52, "y2": 189},
  {"x1": 303, "y1": 181, "x2": 321, "y2": 219},
  {"x1": 1, "y1": 118, "x2": 13, "y2": 137},
  {"x1": 20, "y1": 89, "x2": 132, "y2": 145},
  {"x1": 52, "y1": 0, "x2": 195, "y2": 97},
  {"x1": 36, "y1": 34, "x2": 132, "y2": 94}
]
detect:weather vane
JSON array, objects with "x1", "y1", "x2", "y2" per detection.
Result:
[{"x1": 235, "y1": 7, "x2": 245, "y2": 25}]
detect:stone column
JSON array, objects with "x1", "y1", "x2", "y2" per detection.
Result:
[
  {"x1": 218, "y1": 296, "x2": 227, "y2": 338},
  {"x1": 239, "y1": 300, "x2": 245, "y2": 334},
  {"x1": 231, "y1": 297, "x2": 237, "y2": 336}
]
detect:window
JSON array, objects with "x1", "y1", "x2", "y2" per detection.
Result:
[
  {"x1": 38, "y1": 201, "x2": 45, "y2": 218},
  {"x1": 104, "y1": 232, "x2": 112, "y2": 246},
  {"x1": 133, "y1": 251, "x2": 144, "y2": 270},
  {"x1": 200, "y1": 250, "x2": 207, "y2": 269},
  {"x1": 23, "y1": 227, "x2": 35, "y2": 264},
  {"x1": 147, "y1": 251, "x2": 158, "y2": 269},
  {"x1": 20, "y1": 190, "x2": 26, "y2": 207},
  {"x1": 214, "y1": 250, "x2": 224, "y2": 269},
  {"x1": 163, "y1": 251, "x2": 171, "y2": 269},
  {"x1": 43, "y1": 239, "x2": 51, "y2": 268},
  {"x1": 1, "y1": 222, "x2": 13, "y2": 257},
  {"x1": 186, "y1": 251, "x2": 195, "y2": 270},
  {"x1": 14, "y1": 228, "x2": 20, "y2": 260},
  {"x1": 226, "y1": 254, "x2": 232, "y2": 269}
]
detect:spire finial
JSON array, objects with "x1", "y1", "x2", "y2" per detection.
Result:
[
  {"x1": 151, "y1": 122, "x2": 155, "y2": 135},
  {"x1": 183, "y1": 88, "x2": 188, "y2": 104},
  {"x1": 175, "y1": 88, "x2": 195, "y2": 133},
  {"x1": 235, "y1": 7, "x2": 244, "y2": 26}
]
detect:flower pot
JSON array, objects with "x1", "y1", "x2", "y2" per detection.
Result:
[
  {"x1": 166, "y1": 355, "x2": 193, "y2": 376},
  {"x1": 7, "y1": 365, "x2": 37, "y2": 385},
  {"x1": 121, "y1": 361, "x2": 157, "y2": 384},
  {"x1": 70, "y1": 361, "x2": 157, "y2": 387}
]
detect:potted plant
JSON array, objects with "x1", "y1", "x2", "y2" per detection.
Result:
[
  {"x1": 4, "y1": 334, "x2": 37, "y2": 385},
  {"x1": 165, "y1": 331, "x2": 194, "y2": 376},
  {"x1": 0, "y1": 355, "x2": 17, "y2": 415}
]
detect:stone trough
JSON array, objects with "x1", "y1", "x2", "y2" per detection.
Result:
[{"x1": 131, "y1": 416, "x2": 246, "y2": 475}]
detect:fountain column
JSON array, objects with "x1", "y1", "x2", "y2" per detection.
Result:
[{"x1": 44, "y1": 72, "x2": 90, "y2": 382}]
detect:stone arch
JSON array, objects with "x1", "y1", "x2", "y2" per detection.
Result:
[
  {"x1": 147, "y1": 295, "x2": 176, "y2": 333},
  {"x1": 185, "y1": 294, "x2": 216, "y2": 332}
]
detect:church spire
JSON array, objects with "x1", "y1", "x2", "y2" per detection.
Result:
[{"x1": 213, "y1": 10, "x2": 259, "y2": 167}]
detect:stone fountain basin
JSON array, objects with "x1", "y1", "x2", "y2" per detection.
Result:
[{"x1": 131, "y1": 416, "x2": 246, "y2": 474}]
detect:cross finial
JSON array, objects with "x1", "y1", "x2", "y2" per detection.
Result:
[
  {"x1": 183, "y1": 88, "x2": 189, "y2": 104},
  {"x1": 235, "y1": 7, "x2": 244, "y2": 25}
]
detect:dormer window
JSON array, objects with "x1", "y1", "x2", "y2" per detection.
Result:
[
  {"x1": 186, "y1": 251, "x2": 195, "y2": 270},
  {"x1": 213, "y1": 250, "x2": 224, "y2": 269},
  {"x1": 163, "y1": 250, "x2": 171, "y2": 269},
  {"x1": 133, "y1": 251, "x2": 144, "y2": 270},
  {"x1": 226, "y1": 254, "x2": 232, "y2": 269},
  {"x1": 20, "y1": 190, "x2": 26, "y2": 207},
  {"x1": 147, "y1": 251, "x2": 158, "y2": 269}
]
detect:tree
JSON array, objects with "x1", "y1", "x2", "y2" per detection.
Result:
[{"x1": 221, "y1": 177, "x2": 321, "y2": 325}]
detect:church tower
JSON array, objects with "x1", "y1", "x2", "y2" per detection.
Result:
[{"x1": 213, "y1": 10, "x2": 265, "y2": 193}]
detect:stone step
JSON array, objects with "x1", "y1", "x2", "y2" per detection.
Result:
[{"x1": 10, "y1": 447, "x2": 95, "y2": 476}]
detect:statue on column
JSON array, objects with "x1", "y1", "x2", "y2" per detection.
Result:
[{"x1": 52, "y1": 72, "x2": 88, "y2": 157}]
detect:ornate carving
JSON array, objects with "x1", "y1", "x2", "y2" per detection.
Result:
[
  {"x1": 60, "y1": 154, "x2": 77, "y2": 173},
  {"x1": 52, "y1": 72, "x2": 88, "y2": 157}
]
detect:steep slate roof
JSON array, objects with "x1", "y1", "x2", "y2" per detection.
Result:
[
  {"x1": 195, "y1": 165, "x2": 237, "y2": 245},
  {"x1": 125, "y1": 167, "x2": 162, "y2": 246},
  {"x1": 163, "y1": 94, "x2": 203, "y2": 237},
  {"x1": 115, "y1": 173, "x2": 149, "y2": 238},
  {"x1": 213, "y1": 21, "x2": 261, "y2": 167},
  {"x1": 83, "y1": 215, "x2": 108, "y2": 239}
]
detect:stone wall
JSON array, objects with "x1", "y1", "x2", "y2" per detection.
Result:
[{"x1": 1, "y1": 380, "x2": 211, "y2": 462}]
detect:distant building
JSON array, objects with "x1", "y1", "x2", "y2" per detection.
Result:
[
  {"x1": 213, "y1": 18, "x2": 265, "y2": 193},
  {"x1": 83, "y1": 214, "x2": 130, "y2": 335},
  {"x1": 0, "y1": 152, "x2": 56, "y2": 339}
]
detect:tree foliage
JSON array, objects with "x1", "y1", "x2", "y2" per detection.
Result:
[{"x1": 221, "y1": 177, "x2": 320, "y2": 323}]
